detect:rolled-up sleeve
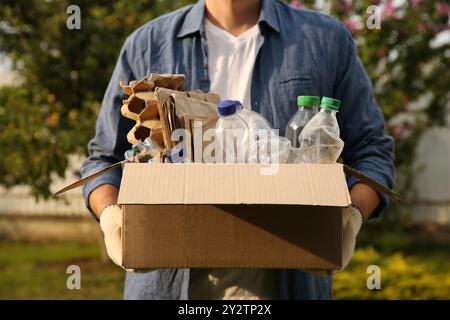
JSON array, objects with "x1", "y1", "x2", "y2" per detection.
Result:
[
  {"x1": 334, "y1": 28, "x2": 396, "y2": 218},
  {"x1": 80, "y1": 38, "x2": 137, "y2": 218}
]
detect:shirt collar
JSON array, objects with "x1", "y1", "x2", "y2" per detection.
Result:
[{"x1": 176, "y1": 0, "x2": 280, "y2": 38}]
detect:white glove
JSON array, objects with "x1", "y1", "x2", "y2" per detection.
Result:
[
  {"x1": 303, "y1": 205, "x2": 363, "y2": 276},
  {"x1": 341, "y1": 204, "x2": 363, "y2": 270},
  {"x1": 100, "y1": 205, "x2": 123, "y2": 267}
]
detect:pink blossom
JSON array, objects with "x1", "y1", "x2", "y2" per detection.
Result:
[
  {"x1": 384, "y1": 2, "x2": 395, "y2": 19},
  {"x1": 411, "y1": 0, "x2": 422, "y2": 7},
  {"x1": 393, "y1": 127, "x2": 405, "y2": 140},
  {"x1": 290, "y1": 0, "x2": 302, "y2": 8},
  {"x1": 393, "y1": 121, "x2": 413, "y2": 140},
  {"x1": 343, "y1": 17, "x2": 361, "y2": 34},
  {"x1": 437, "y1": 2, "x2": 450, "y2": 16}
]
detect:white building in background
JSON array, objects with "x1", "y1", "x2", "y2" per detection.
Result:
[
  {"x1": 0, "y1": 155, "x2": 87, "y2": 216},
  {"x1": 412, "y1": 125, "x2": 450, "y2": 224}
]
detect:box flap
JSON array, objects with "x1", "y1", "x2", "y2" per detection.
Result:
[
  {"x1": 117, "y1": 163, "x2": 351, "y2": 207},
  {"x1": 343, "y1": 164, "x2": 408, "y2": 204},
  {"x1": 54, "y1": 160, "x2": 126, "y2": 196}
]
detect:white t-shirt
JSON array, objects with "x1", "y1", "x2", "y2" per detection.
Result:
[
  {"x1": 189, "y1": 19, "x2": 277, "y2": 300},
  {"x1": 205, "y1": 18, "x2": 263, "y2": 110}
]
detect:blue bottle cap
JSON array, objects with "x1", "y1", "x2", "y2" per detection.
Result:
[{"x1": 218, "y1": 100, "x2": 241, "y2": 116}]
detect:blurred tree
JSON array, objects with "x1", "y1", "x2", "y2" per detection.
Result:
[
  {"x1": 291, "y1": 0, "x2": 450, "y2": 197},
  {"x1": 0, "y1": 0, "x2": 448, "y2": 199},
  {"x1": 0, "y1": 0, "x2": 194, "y2": 197}
]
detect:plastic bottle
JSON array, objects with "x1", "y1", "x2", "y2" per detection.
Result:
[
  {"x1": 233, "y1": 101, "x2": 275, "y2": 163},
  {"x1": 296, "y1": 97, "x2": 344, "y2": 164},
  {"x1": 285, "y1": 96, "x2": 320, "y2": 148},
  {"x1": 124, "y1": 137, "x2": 160, "y2": 163},
  {"x1": 215, "y1": 100, "x2": 249, "y2": 163}
]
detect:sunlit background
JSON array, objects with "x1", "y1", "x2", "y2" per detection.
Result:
[{"x1": 0, "y1": 0, "x2": 449, "y2": 299}]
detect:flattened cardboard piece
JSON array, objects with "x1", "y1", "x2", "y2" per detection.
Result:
[
  {"x1": 343, "y1": 164, "x2": 408, "y2": 204},
  {"x1": 122, "y1": 204, "x2": 343, "y2": 269},
  {"x1": 154, "y1": 88, "x2": 221, "y2": 150},
  {"x1": 187, "y1": 91, "x2": 205, "y2": 100},
  {"x1": 53, "y1": 160, "x2": 126, "y2": 196},
  {"x1": 205, "y1": 92, "x2": 221, "y2": 105},
  {"x1": 155, "y1": 88, "x2": 186, "y2": 149},
  {"x1": 173, "y1": 94, "x2": 219, "y2": 120},
  {"x1": 117, "y1": 163, "x2": 351, "y2": 207},
  {"x1": 171, "y1": 95, "x2": 219, "y2": 162}
]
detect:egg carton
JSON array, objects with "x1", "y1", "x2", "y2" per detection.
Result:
[{"x1": 120, "y1": 73, "x2": 185, "y2": 146}]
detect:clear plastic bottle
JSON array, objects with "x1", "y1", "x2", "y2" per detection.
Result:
[
  {"x1": 285, "y1": 96, "x2": 320, "y2": 148},
  {"x1": 215, "y1": 100, "x2": 249, "y2": 163},
  {"x1": 124, "y1": 137, "x2": 161, "y2": 163},
  {"x1": 234, "y1": 101, "x2": 275, "y2": 163},
  {"x1": 296, "y1": 97, "x2": 344, "y2": 164}
]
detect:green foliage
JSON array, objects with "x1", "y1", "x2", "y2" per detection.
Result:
[
  {"x1": 294, "y1": 0, "x2": 450, "y2": 198},
  {"x1": 0, "y1": 0, "x2": 448, "y2": 198},
  {"x1": 0, "y1": 0, "x2": 194, "y2": 197},
  {"x1": 334, "y1": 222, "x2": 450, "y2": 299},
  {"x1": 334, "y1": 245, "x2": 450, "y2": 299}
]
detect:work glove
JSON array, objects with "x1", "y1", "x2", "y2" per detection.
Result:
[
  {"x1": 341, "y1": 204, "x2": 363, "y2": 269},
  {"x1": 99, "y1": 205, "x2": 155, "y2": 273},
  {"x1": 100, "y1": 204, "x2": 124, "y2": 267},
  {"x1": 303, "y1": 204, "x2": 363, "y2": 276}
]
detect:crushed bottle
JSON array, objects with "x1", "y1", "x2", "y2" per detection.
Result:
[
  {"x1": 296, "y1": 97, "x2": 344, "y2": 164},
  {"x1": 234, "y1": 101, "x2": 277, "y2": 163},
  {"x1": 124, "y1": 137, "x2": 161, "y2": 163}
]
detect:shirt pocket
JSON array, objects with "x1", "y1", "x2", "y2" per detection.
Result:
[
  {"x1": 273, "y1": 74, "x2": 319, "y2": 131},
  {"x1": 277, "y1": 73, "x2": 317, "y2": 91}
]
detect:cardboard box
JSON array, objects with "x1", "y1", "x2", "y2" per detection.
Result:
[
  {"x1": 56, "y1": 161, "x2": 406, "y2": 270},
  {"x1": 118, "y1": 163, "x2": 351, "y2": 270}
]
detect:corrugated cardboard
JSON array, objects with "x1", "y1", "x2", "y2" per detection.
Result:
[
  {"x1": 55, "y1": 161, "x2": 406, "y2": 270},
  {"x1": 118, "y1": 163, "x2": 351, "y2": 269}
]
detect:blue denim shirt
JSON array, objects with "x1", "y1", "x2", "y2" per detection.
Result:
[{"x1": 81, "y1": 0, "x2": 395, "y2": 300}]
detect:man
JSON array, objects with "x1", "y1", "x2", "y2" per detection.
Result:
[{"x1": 81, "y1": 0, "x2": 395, "y2": 299}]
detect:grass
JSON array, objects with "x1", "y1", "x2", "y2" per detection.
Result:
[
  {"x1": 0, "y1": 233, "x2": 449, "y2": 299},
  {"x1": 0, "y1": 241, "x2": 124, "y2": 299}
]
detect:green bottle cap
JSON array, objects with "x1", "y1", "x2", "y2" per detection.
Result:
[
  {"x1": 297, "y1": 96, "x2": 321, "y2": 108},
  {"x1": 321, "y1": 97, "x2": 341, "y2": 110}
]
